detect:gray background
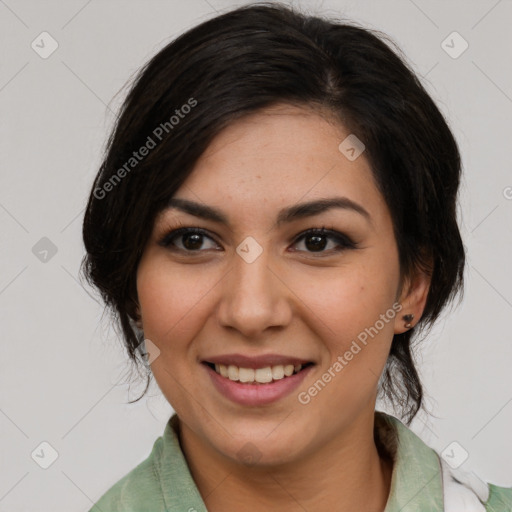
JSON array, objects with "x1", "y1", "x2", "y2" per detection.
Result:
[{"x1": 1, "y1": 0, "x2": 511, "y2": 510}]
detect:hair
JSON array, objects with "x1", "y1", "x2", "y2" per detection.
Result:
[{"x1": 81, "y1": 2, "x2": 465, "y2": 425}]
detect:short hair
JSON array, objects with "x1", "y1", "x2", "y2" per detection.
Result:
[{"x1": 81, "y1": 2, "x2": 465, "y2": 425}]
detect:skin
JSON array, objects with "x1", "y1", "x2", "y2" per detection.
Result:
[{"x1": 136, "y1": 104, "x2": 431, "y2": 511}]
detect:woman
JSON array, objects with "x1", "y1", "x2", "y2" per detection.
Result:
[{"x1": 82, "y1": 3, "x2": 511, "y2": 511}]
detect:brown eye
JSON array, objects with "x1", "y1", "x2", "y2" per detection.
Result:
[
  {"x1": 303, "y1": 234, "x2": 328, "y2": 252},
  {"x1": 181, "y1": 232, "x2": 206, "y2": 250},
  {"x1": 159, "y1": 227, "x2": 220, "y2": 252},
  {"x1": 291, "y1": 228, "x2": 356, "y2": 254}
]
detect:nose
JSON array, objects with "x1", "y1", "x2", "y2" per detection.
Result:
[{"x1": 216, "y1": 244, "x2": 293, "y2": 339}]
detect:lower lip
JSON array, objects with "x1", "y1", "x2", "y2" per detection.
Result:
[{"x1": 204, "y1": 364, "x2": 314, "y2": 406}]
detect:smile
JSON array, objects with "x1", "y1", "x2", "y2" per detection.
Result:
[
  {"x1": 204, "y1": 362, "x2": 313, "y2": 384},
  {"x1": 202, "y1": 359, "x2": 315, "y2": 406}
]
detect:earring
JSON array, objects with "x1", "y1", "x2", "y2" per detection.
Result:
[{"x1": 403, "y1": 314, "x2": 414, "y2": 329}]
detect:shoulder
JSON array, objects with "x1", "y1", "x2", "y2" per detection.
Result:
[
  {"x1": 89, "y1": 435, "x2": 166, "y2": 512},
  {"x1": 378, "y1": 412, "x2": 512, "y2": 512},
  {"x1": 486, "y1": 483, "x2": 512, "y2": 511},
  {"x1": 88, "y1": 414, "x2": 208, "y2": 512},
  {"x1": 441, "y1": 458, "x2": 512, "y2": 512}
]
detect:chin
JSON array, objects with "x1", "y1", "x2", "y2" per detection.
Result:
[
  {"x1": 213, "y1": 428, "x2": 305, "y2": 469},
  {"x1": 229, "y1": 442, "x2": 298, "y2": 468}
]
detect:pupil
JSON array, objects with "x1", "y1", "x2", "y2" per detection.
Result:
[
  {"x1": 306, "y1": 234, "x2": 326, "y2": 251},
  {"x1": 184, "y1": 233, "x2": 203, "y2": 250}
]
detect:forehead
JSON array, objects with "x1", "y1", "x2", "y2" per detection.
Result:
[
  {"x1": 199, "y1": 103, "x2": 348, "y2": 165},
  {"x1": 164, "y1": 104, "x2": 389, "y2": 229}
]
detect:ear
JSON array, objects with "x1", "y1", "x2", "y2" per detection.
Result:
[{"x1": 394, "y1": 265, "x2": 431, "y2": 335}]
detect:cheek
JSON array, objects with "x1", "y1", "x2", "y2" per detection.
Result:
[
  {"x1": 299, "y1": 268, "x2": 400, "y2": 410},
  {"x1": 136, "y1": 259, "x2": 215, "y2": 344},
  {"x1": 292, "y1": 252, "x2": 400, "y2": 383},
  {"x1": 136, "y1": 259, "x2": 217, "y2": 408},
  {"x1": 297, "y1": 262, "x2": 399, "y2": 335}
]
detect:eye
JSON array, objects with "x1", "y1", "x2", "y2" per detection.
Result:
[
  {"x1": 158, "y1": 226, "x2": 357, "y2": 255},
  {"x1": 290, "y1": 227, "x2": 357, "y2": 255},
  {"x1": 158, "y1": 227, "x2": 220, "y2": 253}
]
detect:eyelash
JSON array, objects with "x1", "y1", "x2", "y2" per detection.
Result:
[{"x1": 157, "y1": 226, "x2": 358, "y2": 256}]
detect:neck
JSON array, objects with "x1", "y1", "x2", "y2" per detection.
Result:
[{"x1": 178, "y1": 410, "x2": 394, "y2": 512}]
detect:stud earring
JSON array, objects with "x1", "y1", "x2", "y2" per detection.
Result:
[{"x1": 403, "y1": 314, "x2": 414, "y2": 329}]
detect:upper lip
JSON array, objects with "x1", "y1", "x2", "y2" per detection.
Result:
[{"x1": 203, "y1": 353, "x2": 314, "y2": 369}]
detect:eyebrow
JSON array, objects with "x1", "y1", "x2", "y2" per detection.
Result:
[{"x1": 164, "y1": 196, "x2": 372, "y2": 227}]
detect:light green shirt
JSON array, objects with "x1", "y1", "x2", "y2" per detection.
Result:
[{"x1": 89, "y1": 411, "x2": 511, "y2": 511}]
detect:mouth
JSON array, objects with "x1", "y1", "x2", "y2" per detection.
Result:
[
  {"x1": 202, "y1": 361, "x2": 315, "y2": 385},
  {"x1": 202, "y1": 355, "x2": 316, "y2": 406}
]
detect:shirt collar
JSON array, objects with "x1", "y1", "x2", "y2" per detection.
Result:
[
  {"x1": 158, "y1": 414, "x2": 209, "y2": 511},
  {"x1": 378, "y1": 411, "x2": 444, "y2": 511},
  {"x1": 156, "y1": 411, "x2": 444, "y2": 511}
]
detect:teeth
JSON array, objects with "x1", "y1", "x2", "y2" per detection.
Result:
[
  {"x1": 227, "y1": 365, "x2": 239, "y2": 381},
  {"x1": 239, "y1": 367, "x2": 255, "y2": 383},
  {"x1": 255, "y1": 367, "x2": 273, "y2": 383},
  {"x1": 214, "y1": 363, "x2": 305, "y2": 383},
  {"x1": 284, "y1": 365, "x2": 294, "y2": 377},
  {"x1": 271, "y1": 365, "x2": 284, "y2": 380}
]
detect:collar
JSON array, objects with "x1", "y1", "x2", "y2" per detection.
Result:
[
  {"x1": 158, "y1": 414, "x2": 209, "y2": 511},
  {"x1": 156, "y1": 411, "x2": 444, "y2": 511},
  {"x1": 377, "y1": 412, "x2": 444, "y2": 511}
]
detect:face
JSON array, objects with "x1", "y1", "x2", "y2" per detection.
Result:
[{"x1": 136, "y1": 104, "x2": 405, "y2": 467}]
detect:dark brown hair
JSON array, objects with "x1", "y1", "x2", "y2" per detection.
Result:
[{"x1": 81, "y1": 2, "x2": 465, "y2": 425}]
